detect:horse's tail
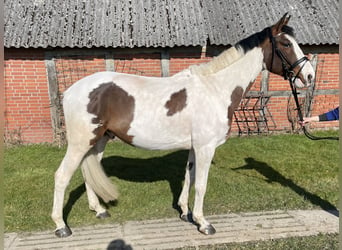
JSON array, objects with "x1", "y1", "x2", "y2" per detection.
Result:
[{"x1": 81, "y1": 153, "x2": 119, "y2": 202}]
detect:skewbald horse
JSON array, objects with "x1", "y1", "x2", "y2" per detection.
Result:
[{"x1": 52, "y1": 13, "x2": 315, "y2": 237}]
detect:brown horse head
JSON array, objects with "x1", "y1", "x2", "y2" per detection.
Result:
[{"x1": 262, "y1": 13, "x2": 315, "y2": 88}]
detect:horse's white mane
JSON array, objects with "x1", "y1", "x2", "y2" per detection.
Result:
[{"x1": 189, "y1": 46, "x2": 243, "y2": 76}]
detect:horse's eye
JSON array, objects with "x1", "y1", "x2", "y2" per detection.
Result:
[{"x1": 284, "y1": 43, "x2": 292, "y2": 48}]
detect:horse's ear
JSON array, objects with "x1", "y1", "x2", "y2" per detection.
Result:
[{"x1": 271, "y1": 12, "x2": 291, "y2": 36}]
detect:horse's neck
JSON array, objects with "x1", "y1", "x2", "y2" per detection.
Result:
[
  {"x1": 209, "y1": 47, "x2": 264, "y2": 99},
  {"x1": 189, "y1": 47, "x2": 243, "y2": 75}
]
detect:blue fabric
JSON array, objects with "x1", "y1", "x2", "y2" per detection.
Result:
[{"x1": 325, "y1": 107, "x2": 339, "y2": 121}]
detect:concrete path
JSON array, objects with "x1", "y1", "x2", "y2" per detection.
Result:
[{"x1": 4, "y1": 209, "x2": 338, "y2": 250}]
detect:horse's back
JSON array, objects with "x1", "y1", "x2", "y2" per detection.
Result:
[{"x1": 62, "y1": 71, "x2": 194, "y2": 150}]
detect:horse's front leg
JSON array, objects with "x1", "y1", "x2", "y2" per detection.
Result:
[
  {"x1": 192, "y1": 145, "x2": 216, "y2": 235},
  {"x1": 178, "y1": 148, "x2": 195, "y2": 221}
]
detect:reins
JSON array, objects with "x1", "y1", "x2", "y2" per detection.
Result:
[
  {"x1": 288, "y1": 78, "x2": 339, "y2": 140},
  {"x1": 269, "y1": 30, "x2": 339, "y2": 141}
]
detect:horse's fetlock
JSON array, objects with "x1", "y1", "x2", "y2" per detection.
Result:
[
  {"x1": 177, "y1": 200, "x2": 188, "y2": 213},
  {"x1": 192, "y1": 214, "x2": 202, "y2": 224}
]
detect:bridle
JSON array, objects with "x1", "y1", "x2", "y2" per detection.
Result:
[
  {"x1": 268, "y1": 28, "x2": 339, "y2": 141},
  {"x1": 268, "y1": 27, "x2": 309, "y2": 82}
]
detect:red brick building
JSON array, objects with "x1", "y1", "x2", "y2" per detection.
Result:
[{"x1": 4, "y1": 1, "x2": 339, "y2": 144}]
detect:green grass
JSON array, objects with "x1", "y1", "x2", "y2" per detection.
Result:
[
  {"x1": 4, "y1": 131, "x2": 339, "y2": 234},
  {"x1": 180, "y1": 233, "x2": 338, "y2": 249}
]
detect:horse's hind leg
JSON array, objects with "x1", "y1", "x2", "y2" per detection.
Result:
[
  {"x1": 52, "y1": 143, "x2": 91, "y2": 238},
  {"x1": 84, "y1": 182, "x2": 110, "y2": 218},
  {"x1": 178, "y1": 148, "x2": 195, "y2": 221},
  {"x1": 82, "y1": 135, "x2": 112, "y2": 219}
]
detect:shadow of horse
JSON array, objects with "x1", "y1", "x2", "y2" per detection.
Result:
[
  {"x1": 233, "y1": 157, "x2": 338, "y2": 216},
  {"x1": 63, "y1": 153, "x2": 337, "y2": 226},
  {"x1": 63, "y1": 150, "x2": 188, "y2": 223},
  {"x1": 102, "y1": 150, "x2": 188, "y2": 208}
]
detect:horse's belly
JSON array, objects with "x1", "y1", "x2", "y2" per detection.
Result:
[
  {"x1": 131, "y1": 135, "x2": 192, "y2": 150},
  {"x1": 128, "y1": 116, "x2": 192, "y2": 150},
  {"x1": 129, "y1": 130, "x2": 192, "y2": 150}
]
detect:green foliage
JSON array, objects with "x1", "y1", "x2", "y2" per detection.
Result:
[{"x1": 4, "y1": 132, "x2": 338, "y2": 233}]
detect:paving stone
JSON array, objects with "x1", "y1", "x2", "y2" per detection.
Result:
[{"x1": 4, "y1": 209, "x2": 338, "y2": 250}]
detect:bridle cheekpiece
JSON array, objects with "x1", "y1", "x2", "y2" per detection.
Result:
[{"x1": 268, "y1": 27, "x2": 309, "y2": 82}]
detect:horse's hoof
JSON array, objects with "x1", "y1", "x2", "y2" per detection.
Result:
[
  {"x1": 180, "y1": 213, "x2": 193, "y2": 223},
  {"x1": 199, "y1": 224, "x2": 216, "y2": 235},
  {"x1": 55, "y1": 226, "x2": 72, "y2": 238},
  {"x1": 180, "y1": 214, "x2": 189, "y2": 222},
  {"x1": 96, "y1": 211, "x2": 111, "y2": 219}
]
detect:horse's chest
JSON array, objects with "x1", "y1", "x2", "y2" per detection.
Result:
[
  {"x1": 189, "y1": 99, "x2": 229, "y2": 143},
  {"x1": 191, "y1": 86, "x2": 244, "y2": 144}
]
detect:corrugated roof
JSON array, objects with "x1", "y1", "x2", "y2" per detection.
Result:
[
  {"x1": 202, "y1": 0, "x2": 339, "y2": 46},
  {"x1": 4, "y1": 0, "x2": 339, "y2": 48}
]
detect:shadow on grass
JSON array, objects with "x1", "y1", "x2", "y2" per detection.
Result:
[
  {"x1": 63, "y1": 150, "x2": 189, "y2": 224},
  {"x1": 102, "y1": 150, "x2": 188, "y2": 209},
  {"x1": 233, "y1": 157, "x2": 338, "y2": 216},
  {"x1": 63, "y1": 183, "x2": 86, "y2": 224}
]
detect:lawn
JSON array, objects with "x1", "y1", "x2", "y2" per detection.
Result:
[
  {"x1": 180, "y1": 233, "x2": 339, "y2": 249},
  {"x1": 4, "y1": 131, "x2": 339, "y2": 234}
]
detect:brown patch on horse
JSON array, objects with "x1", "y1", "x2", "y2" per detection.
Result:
[
  {"x1": 165, "y1": 88, "x2": 187, "y2": 116},
  {"x1": 87, "y1": 82, "x2": 135, "y2": 145},
  {"x1": 226, "y1": 86, "x2": 244, "y2": 136}
]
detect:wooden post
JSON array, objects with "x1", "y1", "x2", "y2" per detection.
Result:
[
  {"x1": 105, "y1": 52, "x2": 115, "y2": 71},
  {"x1": 161, "y1": 49, "x2": 170, "y2": 77},
  {"x1": 260, "y1": 70, "x2": 269, "y2": 94},
  {"x1": 45, "y1": 53, "x2": 63, "y2": 145}
]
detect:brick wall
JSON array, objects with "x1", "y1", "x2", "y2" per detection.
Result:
[
  {"x1": 4, "y1": 48, "x2": 53, "y2": 143},
  {"x1": 4, "y1": 46, "x2": 339, "y2": 144},
  {"x1": 114, "y1": 53, "x2": 162, "y2": 77}
]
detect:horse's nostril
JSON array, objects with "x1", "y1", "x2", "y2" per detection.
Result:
[{"x1": 307, "y1": 74, "x2": 313, "y2": 83}]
